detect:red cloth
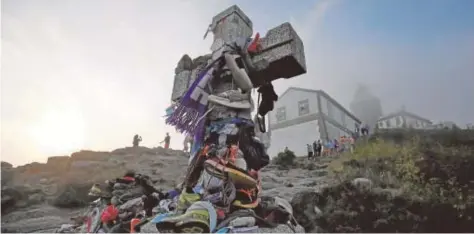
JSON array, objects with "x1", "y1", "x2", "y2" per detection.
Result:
[
  {"x1": 164, "y1": 143, "x2": 170, "y2": 149},
  {"x1": 247, "y1": 33, "x2": 261, "y2": 53},
  {"x1": 101, "y1": 205, "x2": 119, "y2": 223},
  {"x1": 123, "y1": 176, "x2": 135, "y2": 182}
]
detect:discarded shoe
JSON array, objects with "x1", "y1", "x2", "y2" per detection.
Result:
[
  {"x1": 203, "y1": 159, "x2": 258, "y2": 188},
  {"x1": 176, "y1": 191, "x2": 201, "y2": 213},
  {"x1": 88, "y1": 184, "x2": 103, "y2": 197},
  {"x1": 153, "y1": 201, "x2": 214, "y2": 233}
]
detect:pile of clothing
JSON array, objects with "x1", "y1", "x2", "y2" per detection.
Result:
[{"x1": 59, "y1": 171, "x2": 164, "y2": 233}]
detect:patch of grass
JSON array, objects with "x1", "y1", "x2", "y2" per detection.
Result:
[{"x1": 312, "y1": 130, "x2": 474, "y2": 232}]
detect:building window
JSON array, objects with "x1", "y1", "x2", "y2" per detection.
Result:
[
  {"x1": 386, "y1": 120, "x2": 391, "y2": 127},
  {"x1": 378, "y1": 122, "x2": 383, "y2": 128},
  {"x1": 396, "y1": 116, "x2": 402, "y2": 126},
  {"x1": 298, "y1": 99, "x2": 310, "y2": 116},
  {"x1": 327, "y1": 100, "x2": 334, "y2": 118},
  {"x1": 340, "y1": 112, "x2": 346, "y2": 127},
  {"x1": 276, "y1": 107, "x2": 286, "y2": 122}
]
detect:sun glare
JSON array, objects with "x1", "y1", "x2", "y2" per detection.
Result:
[{"x1": 30, "y1": 109, "x2": 86, "y2": 156}]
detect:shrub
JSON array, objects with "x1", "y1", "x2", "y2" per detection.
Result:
[
  {"x1": 273, "y1": 149, "x2": 296, "y2": 168},
  {"x1": 316, "y1": 130, "x2": 474, "y2": 232}
]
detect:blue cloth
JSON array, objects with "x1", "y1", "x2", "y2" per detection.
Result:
[
  {"x1": 326, "y1": 142, "x2": 334, "y2": 149},
  {"x1": 165, "y1": 105, "x2": 175, "y2": 117},
  {"x1": 166, "y1": 189, "x2": 180, "y2": 199}
]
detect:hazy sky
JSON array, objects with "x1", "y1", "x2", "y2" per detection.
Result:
[{"x1": 2, "y1": 0, "x2": 473, "y2": 166}]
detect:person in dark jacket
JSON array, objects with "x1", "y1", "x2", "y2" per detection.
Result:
[
  {"x1": 313, "y1": 140, "x2": 322, "y2": 157},
  {"x1": 160, "y1": 133, "x2": 171, "y2": 149},
  {"x1": 133, "y1": 134, "x2": 142, "y2": 147}
]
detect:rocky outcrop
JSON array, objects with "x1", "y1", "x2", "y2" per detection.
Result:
[
  {"x1": 1, "y1": 161, "x2": 13, "y2": 169},
  {"x1": 70, "y1": 150, "x2": 111, "y2": 162},
  {"x1": 1, "y1": 161, "x2": 14, "y2": 186},
  {"x1": 1, "y1": 147, "x2": 329, "y2": 232},
  {"x1": 1, "y1": 185, "x2": 46, "y2": 214}
]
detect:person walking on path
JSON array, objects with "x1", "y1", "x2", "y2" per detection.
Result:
[{"x1": 160, "y1": 133, "x2": 171, "y2": 149}]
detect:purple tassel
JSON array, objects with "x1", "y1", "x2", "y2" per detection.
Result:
[{"x1": 166, "y1": 62, "x2": 215, "y2": 135}]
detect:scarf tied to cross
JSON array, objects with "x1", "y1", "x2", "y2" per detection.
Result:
[{"x1": 165, "y1": 60, "x2": 219, "y2": 138}]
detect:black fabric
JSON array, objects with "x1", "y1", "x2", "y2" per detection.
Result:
[
  {"x1": 257, "y1": 83, "x2": 278, "y2": 117},
  {"x1": 238, "y1": 125, "x2": 270, "y2": 171},
  {"x1": 142, "y1": 195, "x2": 160, "y2": 217}
]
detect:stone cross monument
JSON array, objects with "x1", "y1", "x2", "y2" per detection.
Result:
[{"x1": 161, "y1": 5, "x2": 307, "y2": 232}]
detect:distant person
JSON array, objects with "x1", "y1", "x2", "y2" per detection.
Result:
[
  {"x1": 284, "y1": 146, "x2": 289, "y2": 152},
  {"x1": 360, "y1": 123, "x2": 369, "y2": 136},
  {"x1": 312, "y1": 141, "x2": 318, "y2": 157},
  {"x1": 333, "y1": 139, "x2": 339, "y2": 153},
  {"x1": 349, "y1": 136, "x2": 355, "y2": 152},
  {"x1": 183, "y1": 140, "x2": 189, "y2": 152},
  {"x1": 306, "y1": 144, "x2": 313, "y2": 160},
  {"x1": 133, "y1": 134, "x2": 142, "y2": 147},
  {"x1": 339, "y1": 136, "x2": 346, "y2": 152},
  {"x1": 160, "y1": 133, "x2": 171, "y2": 149},
  {"x1": 313, "y1": 140, "x2": 322, "y2": 157},
  {"x1": 325, "y1": 140, "x2": 334, "y2": 156},
  {"x1": 183, "y1": 135, "x2": 193, "y2": 152},
  {"x1": 317, "y1": 140, "x2": 323, "y2": 156}
]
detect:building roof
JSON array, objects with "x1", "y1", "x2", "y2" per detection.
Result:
[
  {"x1": 378, "y1": 110, "x2": 432, "y2": 123},
  {"x1": 279, "y1": 87, "x2": 361, "y2": 124}
]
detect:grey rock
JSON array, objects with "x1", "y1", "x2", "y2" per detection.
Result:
[
  {"x1": 258, "y1": 224, "x2": 304, "y2": 233},
  {"x1": 1, "y1": 161, "x2": 13, "y2": 169},
  {"x1": 250, "y1": 22, "x2": 306, "y2": 85},
  {"x1": 28, "y1": 193, "x2": 45, "y2": 204},
  {"x1": 351, "y1": 177, "x2": 373, "y2": 191},
  {"x1": 211, "y1": 5, "x2": 253, "y2": 44},
  {"x1": 175, "y1": 54, "x2": 193, "y2": 74},
  {"x1": 291, "y1": 191, "x2": 325, "y2": 232},
  {"x1": 171, "y1": 70, "x2": 191, "y2": 102},
  {"x1": 118, "y1": 197, "x2": 142, "y2": 211},
  {"x1": 191, "y1": 54, "x2": 211, "y2": 69},
  {"x1": 56, "y1": 224, "x2": 76, "y2": 233}
]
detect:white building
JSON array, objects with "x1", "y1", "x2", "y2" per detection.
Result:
[
  {"x1": 376, "y1": 109, "x2": 432, "y2": 130},
  {"x1": 431, "y1": 121, "x2": 458, "y2": 130},
  {"x1": 267, "y1": 87, "x2": 361, "y2": 157}
]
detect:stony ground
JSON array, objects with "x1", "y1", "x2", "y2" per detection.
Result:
[{"x1": 1, "y1": 147, "x2": 335, "y2": 233}]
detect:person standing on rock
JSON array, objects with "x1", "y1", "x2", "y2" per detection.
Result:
[
  {"x1": 133, "y1": 134, "x2": 142, "y2": 147},
  {"x1": 160, "y1": 132, "x2": 171, "y2": 149}
]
